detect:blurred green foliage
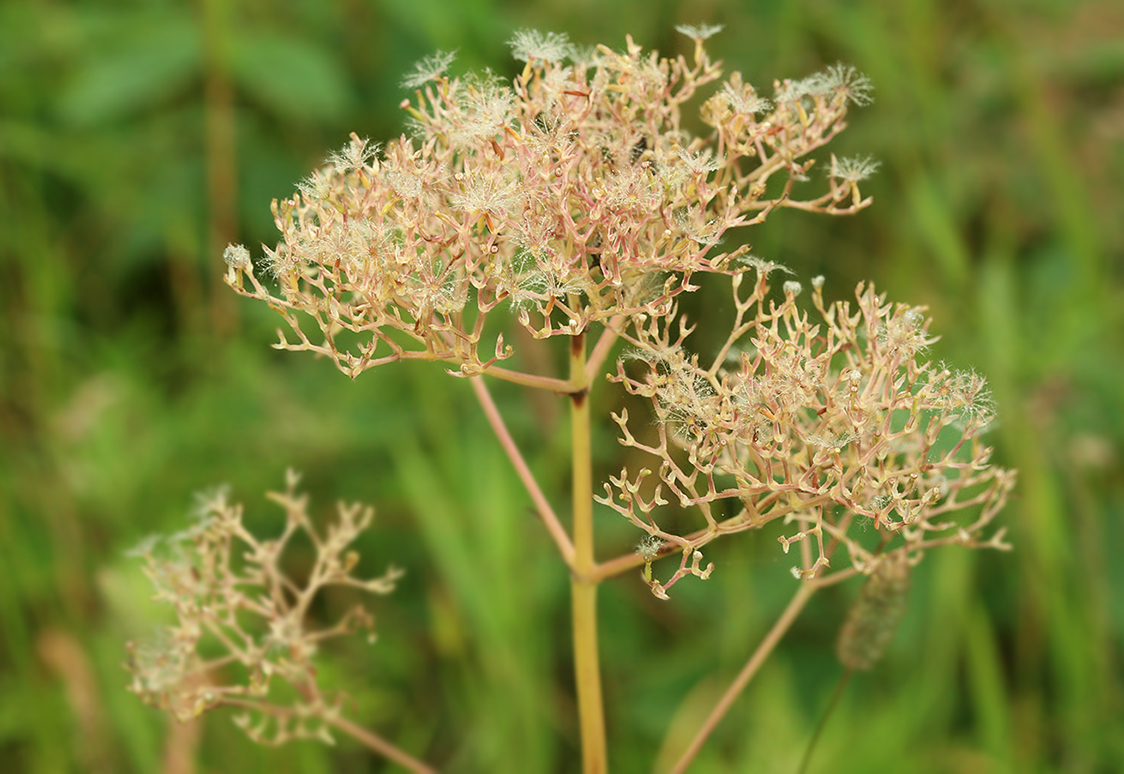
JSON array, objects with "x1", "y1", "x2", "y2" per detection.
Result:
[{"x1": 2, "y1": 0, "x2": 1121, "y2": 772}]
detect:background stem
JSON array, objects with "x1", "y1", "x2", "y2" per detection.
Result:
[
  {"x1": 668, "y1": 582, "x2": 816, "y2": 774},
  {"x1": 325, "y1": 714, "x2": 437, "y2": 774}
]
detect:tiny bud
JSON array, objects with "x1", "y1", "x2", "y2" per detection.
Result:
[
  {"x1": 811, "y1": 275, "x2": 825, "y2": 290},
  {"x1": 782, "y1": 280, "x2": 802, "y2": 297}
]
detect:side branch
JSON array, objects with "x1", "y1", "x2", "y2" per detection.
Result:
[
  {"x1": 469, "y1": 376, "x2": 575, "y2": 566},
  {"x1": 482, "y1": 364, "x2": 578, "y2": 393}
]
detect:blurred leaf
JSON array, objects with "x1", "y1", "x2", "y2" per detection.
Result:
[
  {"x1": 907, "y1": 170, "x2": 970, "y2": 287},
  {"x1": 57, "y1": 12, "x2": 202, "y2": 126},
  {"x1": 229, "y1": 30, "x2": 354, "y2": 122}
]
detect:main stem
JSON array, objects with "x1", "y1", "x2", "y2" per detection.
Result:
[{"x1": 570, "y1": 331, "x2": 608, "y2": 773}]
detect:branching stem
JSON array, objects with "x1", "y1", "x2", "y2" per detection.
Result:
[{"x1": 326, "y1": 715, "x2": 438, "y2": 774}]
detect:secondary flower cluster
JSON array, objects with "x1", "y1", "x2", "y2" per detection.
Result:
[
  {"x1": 599, "y1": 265, "x2": 1015, "y2": 597},
  {"x1": 125, "y1": 472, "x2": 402, "y2": 743},
  {"x1": 224, "y1": 28, "x2": 877, "y2": 378}
]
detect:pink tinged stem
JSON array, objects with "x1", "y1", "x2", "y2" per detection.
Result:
[{"x1": 469, "y1": 376, "x2": 575, "y2": 566}]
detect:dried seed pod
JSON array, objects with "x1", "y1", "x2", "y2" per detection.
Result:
[{"x1": 836, "y1": 551, "x2": 911, "y2": 671}]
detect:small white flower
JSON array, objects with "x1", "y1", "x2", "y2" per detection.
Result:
[
  {"x1": 636, "y1": 534, "x2": 664, "y2": 562},
  {"x1": 508, "y1": 30, "x2": 573, "y2": 64},
  {"x1": 723, "y1": 78, "x2": 772, "y2": 115},
  {"x1": 823, "y1": 62, "x2": 874, "y2": 106},
  {"x1": 739, "y1": 255, "x2": 792, "y2": 277},
  {"x1": 831, "y1": 154, "x2": 881, "y2": 182},
  {"x1": 401, "y1": 49, "x2": 457, "y2": 89},
  {"x1": 675, "y1": 23, "x2": 724, "y2": 41},
  {"x1": 675, "y1": 147, "x2": 722, "y2": 175},
  {"x1": 326, "y1": 135, "x2": 379, "y2": 173}
]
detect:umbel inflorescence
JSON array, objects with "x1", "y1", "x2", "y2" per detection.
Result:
[
  {"x1": 223, "y1": 27, "x2": 878, "y2": 380},
  {"x1": 125, "y1": 472, "x2": 403, "y2": 744},
  {"x1": 599, "y1": 268, "x2": 1015, "y2": 597},
  {"x1": 221, "y1": 27, "x2": 1014, "y2": 597}
]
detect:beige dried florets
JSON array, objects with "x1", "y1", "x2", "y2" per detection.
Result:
[
  {"x1": 224, "y1": 31, "x2": 877, "y2": 379},
  {"x1": 125, "y1": 472, "x2": 402, "y2": 743},
  {"x1": 598, "y1": 268, "x2": 1015, "y2": 598}
]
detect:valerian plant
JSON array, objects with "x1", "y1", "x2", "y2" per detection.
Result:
[{"x1": 130, "y1": 26, "x2": 1015, "y2": 774}]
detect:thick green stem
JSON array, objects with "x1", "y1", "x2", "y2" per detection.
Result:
[{"x1": 570, "y1": 331, "x2": 608, "y2": 773}]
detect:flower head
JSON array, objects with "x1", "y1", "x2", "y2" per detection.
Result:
[
  {"x1": 126, "y1": 473, "x2": 402, "y2": 740},
  {"x1": 598, "y1": 273, "x2": 1015, "y2": 596},
  {"x1": 831, "y1": 154, "x2": 881, "y2": 182},
  {"x1": 225, "y1": 34, "x2": 877, "y2": 379}
]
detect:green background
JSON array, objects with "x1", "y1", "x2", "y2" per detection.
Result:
[{"x1": 2, "y1": 0, "x2": 1121, "y2": 771}]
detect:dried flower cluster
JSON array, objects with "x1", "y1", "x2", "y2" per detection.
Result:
[
  {"x1": 599, "y1": 266, "x2": 1015, "y2": 598},
  {"x1": 125, "y1": 472, "x2": 402, "y2": 744},
  {"x1": 224, "y1": 29, "x2": 877, "y2": 378}
]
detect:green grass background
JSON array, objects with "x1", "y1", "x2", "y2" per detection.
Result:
[{"x1": 2, "y1": 0, "x2": 1121, "y2": 771}]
